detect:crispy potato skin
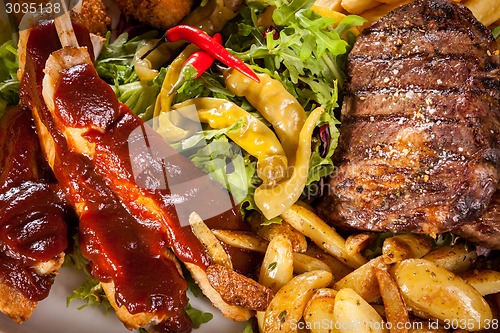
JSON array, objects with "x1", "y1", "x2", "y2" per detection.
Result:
[
  {"x1": 206, "y1": 264, "x2": 274, "y2": 311},
  {"x1": 115, "y1": 0, "x2": 195, "y2": 29}
]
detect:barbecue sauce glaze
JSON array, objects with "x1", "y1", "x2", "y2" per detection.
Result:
[{"x1": 0, "y1": 106, "x2": 68, "y2": 301}]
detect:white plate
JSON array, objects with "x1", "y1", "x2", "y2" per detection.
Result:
[{"x1": 0, "y1": 267, "x2": 246, "y2": 333}]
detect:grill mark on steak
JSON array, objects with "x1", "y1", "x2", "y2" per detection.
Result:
[
  {"x1": 349, "y1": 29, "x2": 494, "y2": 61},
  {"x1": 349, "y1": 58, "x2": 475, "y2": 91},
  {"x1": 317, "y1": 0, "x2": 500, "y2": 239},
  {"x1": 345, "y1": 89, "x2": 499, "y2": 120}
]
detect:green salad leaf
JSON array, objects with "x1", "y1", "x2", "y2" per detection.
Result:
[
  {"x1": 0, "y1": 40, "x2": 20, "y2": 117},
  {"x1": 241, "y1": 320, "x2": 257, "y2": 333},
  {"x1": 95, "y1": 31, "x2": 165, "y2": 118},
  {"x1": 492, "y1": 25, "x2": 500, "y2": 40},
  {"x1": 185, "y1": 303, "x2": 214, "y2": 328},
  {"x1": 95, "y1": 31, "x2": 157, "y2": 85}
]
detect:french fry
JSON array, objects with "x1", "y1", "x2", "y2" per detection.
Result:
[
  {"x1": 422, "y1": 244, "x2": 477, "y2": 274},
  {"x1": 248, "y1": 213, "x2": 308, "y2": 253},
  {"x1": 341, "y1": 0, "x2": 382, "y2": 14},
  {"x1": 382, "y1": 234, "x2": 433, "y2": 264},
  {"x1": 345, "y1": 233, "x2": 377, "y2": 255},
  {"x1": 357, "y1": 0, "x2": 413, "y2": 29},
  {"x1": 391, "y1": 259, "x2": 493, "y2": 331},
  {"x1": 259, "y1": 234, "x2": 294, "y2": 293},
  {"x1": 334, "y1": 288, "x2": 388, "y2": 333},
  {"x1": 374, "y1": 268, "x2": 409, "y2": 333},
  {"x1": 311, "y1": 6, "x2": 361, "y2": 36},
  {"x1": 280, "y1": 204, "x2": 367, "y2": 269},
  {"x1": 303, "y1": 288, "x2": 338, "y2": 333},
  {"x1": 211, "y1": 229, "x2": 268, "y2": 253},
  {"x1": 461, "y1": 270, "x2": 500, "y2": 296},
  {"x1": 465, "y1": 0, "x2": 500, "y2": 26},
  {"x1": 371, "y1": 304, "x2": 386, "y2": 318},
  {"x1": 306, "y1": 245, "x2": 354, "y2": 280},
  {"x1": 293, "y1": 252, "x2": 333, "y2": 275},
  {"x1": 264, "y1": 270, "x2": 333, "y2": 333},
  {"x1": 314, "y1": 0, "x2": 344, "y2": 12},
  {"x1": 334, "y1": 256, "x2": 388, "y2": 303},
  {"x1": 189, "y1": 212, "x2": 233, "y2": 269}
]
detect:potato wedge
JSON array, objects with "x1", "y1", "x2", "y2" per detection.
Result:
[
  {"x1": 206, "y1": 264, "x2": 274, "y2": 311},
  {"x1": 374, "y1": 268, "x2": 409, "y2": 333},
  {"x1": 306, "y1": 245, "x2": 353, "y2": 280},
  {"x1": 345, "y1": 233, "x2": 377, "y2": 255},
  {"x1": 334, "y1": 288, "x2": 388, "y2": 333},
  {"x1": 464, "y1": 0, "x2": 500, "y2": 26},
  {"x1": 334, "y1": 256, "x2": 388, "y2": 302},
  {"x1": 281, "y1": 205, "x2": 367, "y2": 269},
  {"x1": 212, "y1": 229, "x2": 268, "y2": 253},
  {"x1": 184, "y1": 263, "x2": 253, "y2": 321},
  {"x1": 391, "y1": 259, "x2": 493, "y2": 331},
  {"x1": 422, "y1": 244, "x2": 477, "y2": 274},
  {"x1": 461, "y1": 270, "x2": 500, "y2": 296},
  {"x1": 259, "y1": 234, "x2": 294, "y2": 293},
  {"x1": 256, "y1": 310, "x2": 266, "y2": 333},
  {"x1": 189, "y1": 212, "x2": 232, "y2": 269},
  {"x1": 293, "y1": 252, "x2": 333, "y2": 275},
  {"x1": 263, "y1": 271, "x2": 333, "y2": 333},
  {"x1": 382, "y1": 234, "x2": 433, "y2": 264},
  {"x1": 303, "y1": 288, "x2": 338, "y2": 333},
  {"x1": 248, "y1": 213, "x2": 307, "y2": 253}
]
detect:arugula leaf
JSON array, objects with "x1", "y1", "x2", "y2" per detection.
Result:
[
  {"x1": 272, "y1": 0, "x2": 316, "y2": 26},
  {"x1": 95, "y1": 31, "x2": 157, "y2": 86},
  {"x1": 114, "y1": 67, "x2": 166, "y2": 119},
  {"x1": 95, "y1": 31, "x2": 171, "y2": 119},
  {"x1": 64, "y1": 235, "x2": 112, "y2": 312},
  {"x1": 189, "y1": 135, "x2": 251, "y2": 205},
  {"x1": 226, "y1": 5, "x2": 364, "y2": 113},
  {"x1": 0, "y1": 40, "x2": 19, "y2": 116},
  {"x1": 66, "y1": 278, "x2": 112, "y2": 312},
  {"x1": 241, "y1": 320, "x2": 257, "y2": 333},
  {"x1": 185, "y1": 303, "x2": 214, "y2": 328},
  {"x1": 492, "y1": 26, "x2": 500, "y2": 40}
]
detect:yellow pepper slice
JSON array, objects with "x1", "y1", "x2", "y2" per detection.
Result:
[
  {"x1": 172, "y1": 97, "x2": 288, "y2": 187},
  {"x1": 224, "y1": 69, "x2": 307, "y2": 165},
  {"x1": 254, "y1": 107, "x2": 324, "y2": 219},
  {"x1": 153, "y1": 44, "x2": 198, "y2": 142}
]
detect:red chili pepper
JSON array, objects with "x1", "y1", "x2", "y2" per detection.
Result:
[
  {"x1": 166, "y1": 25, "x2": 260, "y2": 83},
  {"x1": 168, "y1": 33, "x2": 223, "y2": 96},
  {"x1": 187, "y1": 33, "x2": 223, "y2": 79}
]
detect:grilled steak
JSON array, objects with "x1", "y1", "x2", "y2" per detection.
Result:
[
  {"x1": 453, "y1": 191, "x2": 500, "y2": 249},
  {"x1": 317, "y1": 0, "x2": 500, "y2": 238}
]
